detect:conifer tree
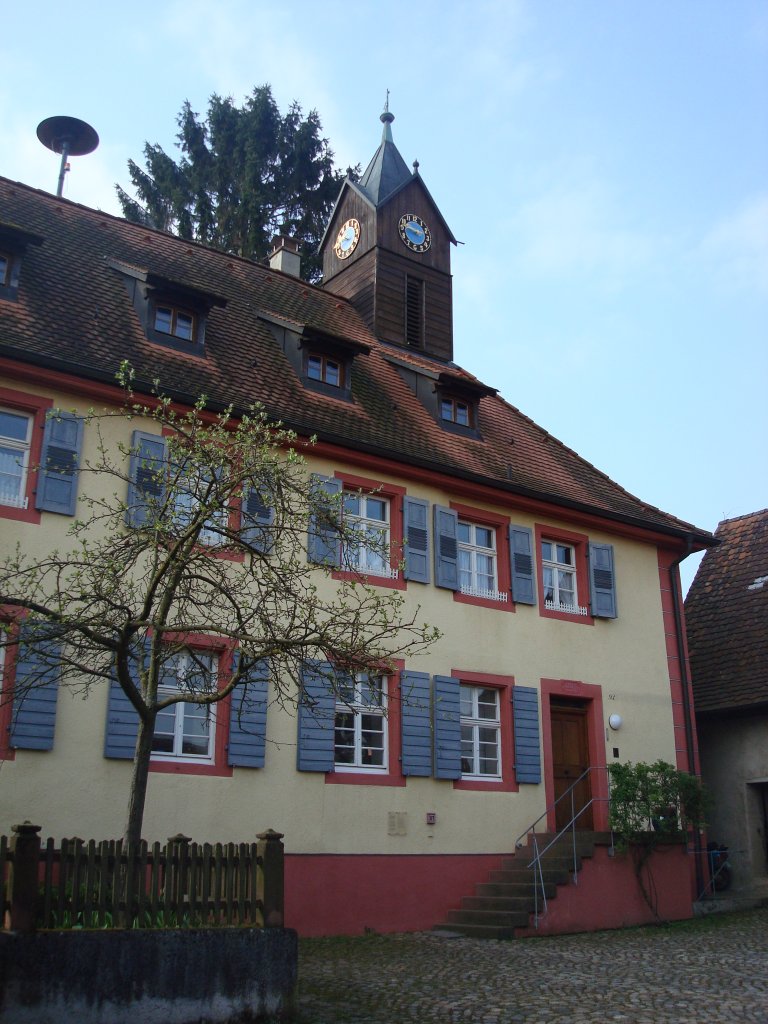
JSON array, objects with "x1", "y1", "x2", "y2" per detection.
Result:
[{"x1": 117, "y1": 87, "x2": 354, "y2": 282}]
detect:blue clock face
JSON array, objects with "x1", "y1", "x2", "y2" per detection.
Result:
[
  {"x1": 404, "y1": 221, "x2": 425, "y2": 245},
  {"x1": 333, "y1": 218, "x2": 361, "y2": 260},
  {"x1": 398, "y1": 214, "x2": 431, "y2": 253}
]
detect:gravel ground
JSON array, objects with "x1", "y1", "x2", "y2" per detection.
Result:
[{"x1": 296, "y1": 908, "x2": 768, "y2": 1024}]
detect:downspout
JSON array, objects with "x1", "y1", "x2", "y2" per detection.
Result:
[{"x1": 669, "y1": 533, "x2": 704, "y2": 898}]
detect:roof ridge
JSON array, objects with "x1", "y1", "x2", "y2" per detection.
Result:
[
  {"x1": 716, "y1": 508, "x2": 768, "y2": 527},
  {"x1": 0, "y1": 174, "x2": 331, "y2": 293}
]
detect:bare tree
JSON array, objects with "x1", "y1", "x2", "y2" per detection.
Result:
[{"x1": 0, "y1": 366, "x2": 438, "y2": 842}]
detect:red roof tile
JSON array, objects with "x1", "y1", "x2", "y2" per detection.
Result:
[
  {"x1": 0, "y1": 177, "x2": 711, "y2": 543},
  {"x1": 686, "y1": 510, "x2": 768, "y2": 714}
]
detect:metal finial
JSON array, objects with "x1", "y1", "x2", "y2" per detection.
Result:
[
  {"x1": 412, "y1": 159, "x2": 420, "y2": 173},
  {"x1": 380, "y1": 89, "x2": 394, "y2": 126}
]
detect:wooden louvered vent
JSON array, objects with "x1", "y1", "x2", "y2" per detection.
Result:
[{"x1": 405, "y1": 276, "x2": 424, "y2": 347}]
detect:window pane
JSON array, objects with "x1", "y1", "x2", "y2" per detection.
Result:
[
  {"x1": 440, "y1": 399, "x2": 453, "y2": 421},
  {"x1": 0, "y1": 254, "x2": 8, "y2": 285},
  {"x1": 0, "y1": 411, "x2": 30, "y2": 442},
  {"x1": 307, "y1": 355, "x2": 323, "y2": 380},
  {"x1": 175, "y1": 312, "x2": 194, "y2": 340},
  {"x1": 457, "y1": 521, "x2": 471, "y2": 543},
  {"x1": 556, "y1": 544, "x2": 573, "y2": 565},
  {"x1": 455, "y1": 403, "x2": 469, "y2": 426},
  {"x1": 155, "y1": 307, "x2": 173, "y2": 334},
  {"x1": 478, "y1": 689, "x2": 499, "y2": 719},
  {"x1": 476, "y1": 527, "x2": 493, "y2": 549},
  {"x1": 365, "y1": 497, "x2": 387, "y2": 522},
  {"x1": 325, "y1": 360, "x2": 341, "y2": 386},
  {"x1": 343, "y1": 492, "x2": 360, "y2": 516},
  {"x1": 541, "y1": 541, "x2": 552, "y2": 561}
]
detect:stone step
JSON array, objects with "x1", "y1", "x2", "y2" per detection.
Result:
[
  {"x1": 433, "y1": 922, "x2": 518, "y2": 940},
  {"x1": 489, "y1": 867, "x2": 570, "y2": 886},
  {"x1": 476, "y1": 880, "x2": 557, "y2": 899},
  {"x1": 501, "y1": 855, "x2": 582, "y2": 873},
  {"x1": 460, "y1": 895, "x2": 536, "y2": 913},
  {"x1": 445, "y1": 907, "x2": 531, "y2": 928}
]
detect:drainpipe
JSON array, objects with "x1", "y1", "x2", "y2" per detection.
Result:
[{"x1": 669, "y1": 533, "x2": 704, "y2": 898}]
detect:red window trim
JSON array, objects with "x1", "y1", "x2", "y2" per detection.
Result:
[
  {"x1": 0, "y1": 387, "x2": 52, "y2": 525},
  {"x1": 449, "y1": 501, "x2": 512, "y2": 612},
  {"x1": 331, "y1": 471, "x2": 406, "y2": 591},
  {"x1": 535, "y1": 523, "x2": 594, "y2": 625},
  {"x1": 149, "y1": 632, "x2": 236, "y2": 778},
  {"x1": 326, "y1": 658, "x2": 405, "y2": 787},
  {"x1": 451, "y1": 670, "x2": 518, "y2": 792},
  {"x1": 0, "y1": 610, "x2": 24, "y2": 760}
]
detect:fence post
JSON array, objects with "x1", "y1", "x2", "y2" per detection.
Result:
[
  {"x1": 256, "y1": 829, "x2": 284, "y2": 928},
  {"x1": 6, "y1": 821, "x2": 42, "y2": 933}
]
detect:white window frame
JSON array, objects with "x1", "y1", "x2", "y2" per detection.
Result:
[
  {"x1": 457, "y1": 520, "x2": 506, "y2": 602},
  {"x1": 460, "y1": 684, "x2": 501, "y2": 779},
  {"x1": 341, "y1": 491, "x2": 397, "y2": 578},
  {"x1": 334, "y1": 673, "x2": 388, "y2": 773},
  {"x1": 541, "y1": 539, "x2": 581, "y2": 614},
  {"x1": 171, "y1": 468, "x2": 228, "y2": 546},
  {"x1": 151, "y1": 649, "x2": 219, "y2": 764},
  {"x1": 154, "y1": 304, "x2": 196, "y2": 342},
  {"x1": 0, "y1": 407, "x2": 32, "y2": 510}
]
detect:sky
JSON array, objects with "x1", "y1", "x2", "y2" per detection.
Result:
[{"x1": 2, "y1": 0, "x2": 766, "y2": 592}]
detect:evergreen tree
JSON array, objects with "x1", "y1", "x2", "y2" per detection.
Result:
[{"x1": 117, "y1": 87, "x2": 354, "y2": 282}]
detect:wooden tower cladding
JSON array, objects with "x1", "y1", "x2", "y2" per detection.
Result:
[{"x1": 321, "y1": 114, "x2": 456, "y2": 363}]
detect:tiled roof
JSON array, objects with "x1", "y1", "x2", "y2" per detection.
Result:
[
  {"x1": 0, "y1": 176, "x2": 710, "y2": 542},
  {"x1": 686, "y1": 510, "x2": 768, "y2": 714}
]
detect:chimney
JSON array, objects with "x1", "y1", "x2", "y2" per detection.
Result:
[{"x1": 268, "y1": 235, "x2": 301, "y2": 278}]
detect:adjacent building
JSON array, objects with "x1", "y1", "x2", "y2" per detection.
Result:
[{"x1": 686, "y1": 510, "x2": 768, "y2": 900}]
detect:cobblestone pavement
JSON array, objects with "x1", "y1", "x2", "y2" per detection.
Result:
[{"x1": 296, "y1": 908, "x2": 768, "y2": 1024}]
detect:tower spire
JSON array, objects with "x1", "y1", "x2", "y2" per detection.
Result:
[{"x1": 380, "y1": 90, "x2": 394, "y2": 143}]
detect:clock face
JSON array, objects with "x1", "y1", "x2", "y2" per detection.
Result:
[
  {"x1": 333, "y1": 218, "x2": 361, "y2": 260},
  {"x1": 398, "y1": 214, "x2": 432, "y2": 253}
]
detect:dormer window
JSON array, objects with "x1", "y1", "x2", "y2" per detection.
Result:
[
  {"x1": 109, "y1": 261, "x2": 226, "y2": 358},
  {"x1": 441, "y1": 396, "x2": 472, "y2": 427},
  {"x1": 154, "y1": 304, "x2": 197, "y2": 343},
  {"x1": 307, "y1": 353, "x2": 344, "y2": 389},
  {"x1": 0, "y1": 223, "x2": 44, "y2": 302}
]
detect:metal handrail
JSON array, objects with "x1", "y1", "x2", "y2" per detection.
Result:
[{"x1": 512, "y1": 766, "x2": 614, "y2": 928}]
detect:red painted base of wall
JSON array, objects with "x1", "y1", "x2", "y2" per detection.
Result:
[
  {"x1": 516, "y1": 844, "x2": 693, "y2": 937},
  {"x1": 285, "y1": 853, "x2": 505, "y2": 937}
]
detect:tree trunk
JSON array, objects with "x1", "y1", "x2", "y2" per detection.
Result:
[{"x1": 124, "y1": 713, "x2": 156, "y2": 844}]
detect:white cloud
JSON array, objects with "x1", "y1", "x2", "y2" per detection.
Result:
[
  {"x1": 697, "y1": 194, "x2": 768, "y2": 295},
  {"x1": 509, "y1": 180, "x2": 658, "y2": 284}
]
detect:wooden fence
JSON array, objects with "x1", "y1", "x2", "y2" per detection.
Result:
[{"x1": 1, "y1": 822, "x2": 284, "y2": 932}]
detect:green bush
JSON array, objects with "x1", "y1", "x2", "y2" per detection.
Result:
[{"x1": 608, "y1": 759, "x2": 709, "y2": 846}]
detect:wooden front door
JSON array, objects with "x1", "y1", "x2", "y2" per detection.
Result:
[{"x1": 551, "y1": 701, "x2": 593, "y2": 831}]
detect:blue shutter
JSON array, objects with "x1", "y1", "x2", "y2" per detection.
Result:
[
  {"x1": 10, "y1": 626, "x2": 60, "y2": 751},
  {"x1": 433, "y1": 675, "x2": 461, "y2": 780},
  {"x1": 297, "y1": 661, "x2": 335, "y2": 772},
  {"x1": 126, "y1": 431, "x2": 167, "y2": 528},
  {"x1": 228, "y1": 656, "x2": 269, "y2": 768},
  {"x1": 35, "y1": 412, "x2": 84, "y2": 516},
  {"x1": 400, "y1": 670, "x2": 432, "y2": 776},
  {"x1": 509, "y1": 525, "x2": 536, "y2": 605},
  {"x1": 513, "y1": 686, "x2": 541, "y2": 784},
  {"x1": 241, "y1": 487, "x2": 275, "y2": 553},
  {"x1": 307, "y1": 475, "x2": 342, "y2": 566},
  {"x1": 403, "y1": 497, "x2": 430, "y2": 583},
  {"x1": 433, "y1": 505, "x2": 459, "y2": 590},
  {"x1": 589, "y1": 543, "x2": 617, "y2": 619},
  {"x1": 103, "y1": 640, "x2": 146, "y2": 760}
]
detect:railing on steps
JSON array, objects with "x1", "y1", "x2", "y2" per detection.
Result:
[{"x1": 512, "y1": 766, "x2": 615, "y2": 929}]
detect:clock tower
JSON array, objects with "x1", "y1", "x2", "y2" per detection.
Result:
[{"x1": 320, "y1": 107, "x2": 457, "y2": 362}]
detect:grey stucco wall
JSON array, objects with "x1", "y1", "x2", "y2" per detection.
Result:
[
  {"x1": 0, "y1": 927, "x2": 297, "y2": 1024},
  {"x1": 697, "y1": 713, "x2": 768, "y2": 893}
]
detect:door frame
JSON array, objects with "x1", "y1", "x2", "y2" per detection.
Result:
[{"x1": 541, "y1": 678, "x2": 609, "y2": 831}]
